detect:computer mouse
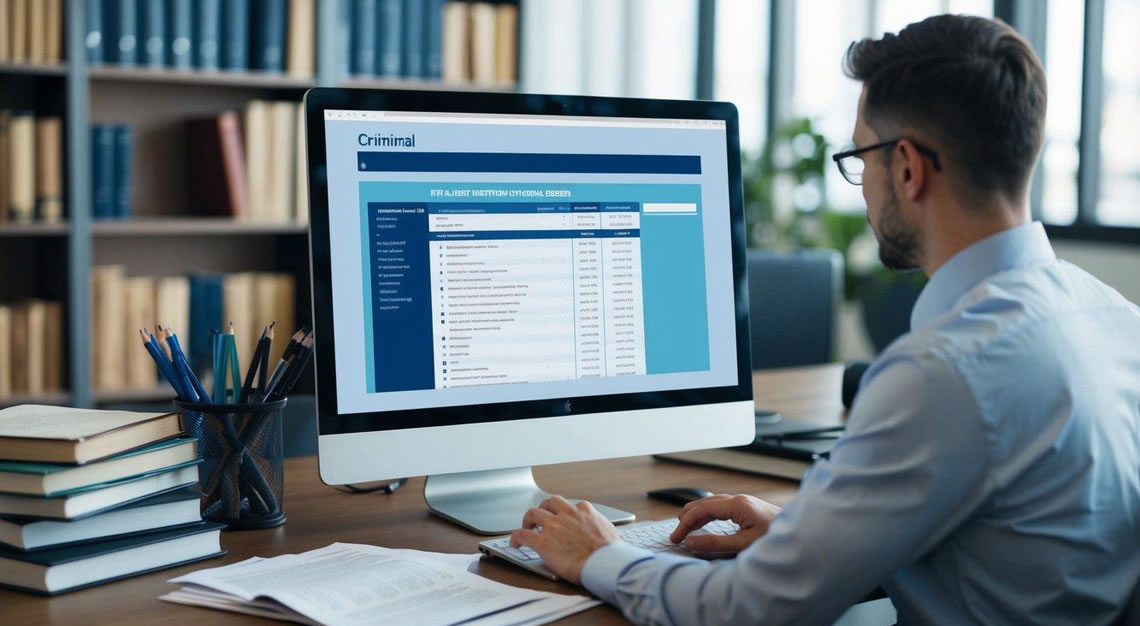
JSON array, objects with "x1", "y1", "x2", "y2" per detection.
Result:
[{"x1": 647, "y1": 487, "x2": 714, "y2": 506}]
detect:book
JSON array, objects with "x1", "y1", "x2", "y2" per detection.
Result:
[
  {"x1": 8, "y1": 112, "x2": 34, "y2": 223},
  {"x1": 41, "y1": 301, "x2": 62, "y2": 393},
  {"x1": 0, "y1": 306, "x2": 10, "y2": 398},
  {"x1": 195, "y1": 0, "x2": 221, "y2": 70},
  {"x1": 254, "y1": 274, "x2": 296, "y2": 365},
  {"x1": 90, "y1": 124, "x2": 115, "y2": 219},
  {"x1": 469, "y1": 2, "x2": 497, "y2": 85},
  {"x1": 441, "y1": 0, "x2": 469, "y2": 82},
  {"x1": 140, "y1": 0, "x2": 165, "y2": 67},
  {"x1": 113, "y1": 125, "x2": 132, "y2": 218},
  {"x1": 0, "y1": 462, "x2": 199, "y2": 520},
  {"x1": 335, "y1": 0, "x2": 351, "y2": 77},
  {"x1": 34, "y1": 116, "x2": 63, "y2": 223},
  {"x1": 187, "y1": 274, "x2": 223, "y2": 375},
  {"x1": 0, "y1": 486, "x2": 202, "y2": 551},
  {"x1": 223, "y1": 272, "x2": 256, "y2": 370},
  {"x1": 251, "y1": 0, "x2": 286, "y2": 72},
  {"x1": 243, "y1": 100, "x2": 270, "y2": 221},
  {"x1": 91, "y1": 265, "x2": 126, "y2": 390},
  {"x1": 495, "y1": 3, "x2": 518, "y2": 86},
  {"x1": 401, "y1": 0, "x2": 423, "y2": 77},
  {"x1": 155, "y1": 276, "x2": 191, "y2": 360},
  {"x1": 22, "y1": 300, "x2": 46, "y2": 395},
  {"x1": 113, "y1": 0, "x2": 139, "y2": 66},
  {"x1": 9, "y1": 0, "x2": 26, "y2": 63},
  {"x1": 0, "y1": 404, "x2": 183, "y2": 464},
  {"x1": 285, "y1": 0, "x2": 314, "y2": 77},
  {"x1": 9, "y1": 305, "x2": 29, "y2": 393},
  {"x1": 377, "y1": 0, "x2": 402, "y2": 78},
  {"x1": 124, "y1": 276, "x2": 157, "y2": 388},
  {"x1": 186, "y1": 112, "x2": 248, "y2": 218},
  {"x1": 423, "y1": 0, "x2": 445, "y2": 79},
  {"x1": 85, "y1": 0, "x2": 104, "y2": 64},
  {"x1": 27, "y1": 0, "x2": 43, "y2": 62},
  {"x1": 43, "y1": 0, "x2": 62, "y2": 63},
  {"x1": 221, "y1": 0, "x2": 249, "y2": 71},
  {"x1": 268, "y1": 101, "x2": 296, "y2": 221},
  {"x1": 0, "y1": 438, "x2": 197, "y2": 497},
  {"x1": 0, "y1": 520, "x2": 224, "y2": 594},
  {"x1": 168, "y1": 0, "x2": 192, "y2": 70},
  {"x1": 656, "y1": 417, "x2": 840, "y2": 481},
  {"x1": 351, "y1": 0, "x2": 377, "y2": 76},
  {"x1": 0, "y1": 0, "x2": 9, "y2": 62},
  {"x1": 0, "y1": 110, "x2": 9, "y2": 222}
]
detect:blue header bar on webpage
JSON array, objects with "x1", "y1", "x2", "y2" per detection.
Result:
[{"x1": 357, "y1": 152, "x2": 702, "y2": 174}]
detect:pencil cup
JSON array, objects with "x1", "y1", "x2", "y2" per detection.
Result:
[{"x1": 176, "y1": 399, "x2": 288, "y2": 530}]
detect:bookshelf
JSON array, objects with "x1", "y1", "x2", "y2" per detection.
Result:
[{"x1": 0, "y1": 0, "x2": 521, "y2": 408}]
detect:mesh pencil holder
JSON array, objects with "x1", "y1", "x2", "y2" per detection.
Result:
[{"x1": 176, "y1": 398, "x2": 288, "y2": 530}]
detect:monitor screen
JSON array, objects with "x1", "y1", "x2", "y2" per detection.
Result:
[{"x1": 315, "y1": 100, "x2": 746, "y2": 429}]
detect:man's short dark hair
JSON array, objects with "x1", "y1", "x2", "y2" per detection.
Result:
[{"x1": 844, "y1": 15, "x2": 1047, "y2": 204}]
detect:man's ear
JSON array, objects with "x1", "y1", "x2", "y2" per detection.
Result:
[{"x1": 894, "y1": 139, "x2": 926, "y2": 202}]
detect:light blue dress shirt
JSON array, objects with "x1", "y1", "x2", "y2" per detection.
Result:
[{"x1": 581, "y1": 222, "x2": 1140, "y2": 625}]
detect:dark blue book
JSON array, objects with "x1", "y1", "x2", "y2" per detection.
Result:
[
  {"x1": 336, "y1": 0, "x2": 352, "y2": 77},
  {"x1": 352, "y1": 0, "x2": 377, "y2": 76},
  {"x1": 221, "y1": 0, "x2": 249, "y2": 71},
  {"x1": 90, "y1": 126, "x2": 115, "y2": 220},
  {"x1": 168, "y1": 0, "x2": 193, "y2": 70},
  {"x1": 377, "y1": 0, "x2": 402, "y2": 78},
  {"x1": 402, "y1": 0, "x2": 423, "y2": 77},
  {"x1": 112, "y1": 0, "x2": 138, "y2": 65},
  {"x1": 195, "y1": 0, "x2": 221, "y2": 70},
  {"x1": 423, "y1": 0, "x2": 444, "y2": 79},
  {"x1": 0, "y1": 521, "x2": 224, "y2": 595},
  {"x1": 112, "y1": 126, "x2": 133, "y2": 219},
  {"x1": 251, "y1": 0, "x2": 287, "y2": 72},
  {"x1": 86, "y1": 0, "x2": 106, "y2": 64},
  {"x1": 188, "y1": 274, "x2": 224, "y2": 375},
  {"x1": 140, "y1": 0, "x2": 166, "y2": 67}
]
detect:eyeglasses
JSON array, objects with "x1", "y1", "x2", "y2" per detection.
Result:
[{"x1": 831, "y1": 138, "x2": 942, "y2": 185}]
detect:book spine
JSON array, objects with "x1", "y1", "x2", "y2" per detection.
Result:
[
  {"x1": 114, "y1": 0, "x2": 138, "y2": 66},
  {"x1": 34, "y1": 117, "x2": 63, "y2": 223},
  {"x1": 28, "y1": 0, "x2": 44, "y2": 62},
  {"x1": 0, "y1": 0, "x2": 10, "y2": 63},
  {"x1": 285, "y1": 0, "x2": 314, "y2": 77},
  {"x1": 195, "y1": 0, "x2": 221, "y2": 70},
  {"x1": 0, "y1": 111, "x2": 9, "y2": 223},
  {"x1": 251, "y1": 0, "x2": 286, "y2": 72},
  {"x1": 8, "y1": 112, "x2": 35, "y2": 223},
  {"x1": 221, "y1": 0, "x2": 249, "y2": 71},
  {"x1": 423, "y1": 0, "x2": 444, "y2": 79},
  {"x1": 402, "y1": 0, "x2": 422, "y2": 78},
  {"x1": 86, "y1": 0, "x2": 104, "y2": 64},
  {"x1": 0, "y1": 306, "x2": 10, "y2": 398},
  {"x1": 44, "y1": 0, "x2": 63, "y2": 63},
  {"x1": 113, "y1": 126, "x2": 133, "y2": 219},
  {"x1": 377, "y1": 0, "x2": 402, "y2": 78},
  {"x1": 351, "y1": 0, "x2": 376, "y2": 76},
  {"x1": 168, "y1": 0, "x2": 193, "y2": 70},
  {"x1": 91, "y1": 125, "x2": 115, "y2": 220},
  {"x1": 10, "y1": 0, "x2": 26, "y2": 63},
  {"x1": 336, "y1": 0, "x2": 351, "y2": 77},
  {"x1": 140, "y1": 0, "x2": 165, "y2": 68}
]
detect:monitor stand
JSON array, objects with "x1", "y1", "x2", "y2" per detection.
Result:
[{"x1": 424, "y1": 467, "x2": 636, "y2": 536}]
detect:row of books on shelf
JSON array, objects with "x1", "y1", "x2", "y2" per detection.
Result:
[
  {"x1": 0, "y1": 111, "x2": 64, "y2": 224},
  {"x1": 86, "y1": 0, "x2": 315, "y2": 77},
  {"x1": 91, "y1": 266, "x2": 296, "y2": 392},
  {"x1": 189, "y1": 99, "x2": 309, "y2": 223},
  {"x1": 344, "y1": 0, "x2": 516, "y2": 85},
  {"x1": 91, "y1": 124, "x2": 132, "y2": 220},
  {"x1": 0, "y1": 0, "x2": 64, "y2": 65},
  {"x1": 0, "y1": 300, "x2": 64, "y2": 400},
  {"x1": 0, "y1": 404, "x2": 223, "y2": 595}
]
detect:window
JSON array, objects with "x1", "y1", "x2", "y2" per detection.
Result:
[
  {"x1": 1038, "y1": 0, "x2": 1085, "y2": 225},
  {"x1": 713, "y1": 0, "x2": 769, "y2": 154},
  {"x1": 1098, "y1": 0, "x2": 1140, "y2": 226}
]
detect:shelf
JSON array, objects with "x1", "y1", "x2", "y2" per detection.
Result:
[
  {"x1": 0, "y1": 391, "x2": 71, "y2": 409},
  {"x1": 0, "y1": 222, "x2": 70, "y2": 236},
  {"x1": 93, "y1": 218, "x2": 309, "y2": 236},
  {"x1": 339, "y1": 77, "x2": 518, "y2": 93},
  {"x1": 0, "y1": 62, "x2": 67, "y2": 76},
  {"x1": 92, "y1": 387, "x2": 177, "y2": 404},
  {"x1": 89, "y1": 66, "x2": 316, "y2": 89}
]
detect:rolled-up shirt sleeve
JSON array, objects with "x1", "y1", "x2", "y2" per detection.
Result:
[{"x1": 580, "y1": 350, "x2": 994, "y2": 625}]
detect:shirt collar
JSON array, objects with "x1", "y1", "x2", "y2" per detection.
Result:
[{"x1": 910, "y1": 221, "x2": 1056, "y2": 330}]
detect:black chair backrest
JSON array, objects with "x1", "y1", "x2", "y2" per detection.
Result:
[{"x1": 747, "y1": 248, "x2": 843, "y2": 370}]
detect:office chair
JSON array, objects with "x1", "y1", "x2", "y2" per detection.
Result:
[{"x1": 747, "y1": 248, "x2": 843, "y2": 370}]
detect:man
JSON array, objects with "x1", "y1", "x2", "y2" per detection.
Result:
[{"x1": 509, "y1": 14, "x2": 1140, "y2": 625}]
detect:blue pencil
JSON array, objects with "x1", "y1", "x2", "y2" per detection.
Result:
[
  {"x1": 163, "y1": 326, "x2": 209, "y2": 401},
  {"x1": 139, "y1": 329, "x2": 189, "y2": 399}
]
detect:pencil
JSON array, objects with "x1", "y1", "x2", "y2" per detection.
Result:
[
  {"x1": 165, "y1": 326, "x2": 208, "y2": 402},
  {"x1": 139, "y1": 329, "x2": 187, "y2": 399},
  {"x1": 239, "y1": 325, "x2": 269, "y2": 403}
]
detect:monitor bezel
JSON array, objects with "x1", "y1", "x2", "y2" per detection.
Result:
[{"x1": 305, "y1": 88, "x2": 753, "y2": 436}]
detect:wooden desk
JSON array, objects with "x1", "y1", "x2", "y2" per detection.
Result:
[{"x1": 0, "y1": 365, "x2": 844, "y2": 624}]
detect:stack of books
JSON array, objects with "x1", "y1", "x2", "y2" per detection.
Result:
[
  {"x1": 0, "y1": 111, "x2": 64, "y2": 224},
  {"x1": 0, "y1": 404, "x2": 225, "y2": 595},
  {"x1": 0, "y1": 0, "x2": 65, "y2": 66},
  {"x1": 0, "y1": 299, "x2": 64, "y2": 400}
]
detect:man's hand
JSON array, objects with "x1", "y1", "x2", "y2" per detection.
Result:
[
  {"x1": 509, "y1": 495, "x2": 622, "y2": 585},
  {"x1": 669, "y1": 494, "x2": 783, "y2": 553}
]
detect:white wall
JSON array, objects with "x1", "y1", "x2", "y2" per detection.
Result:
[{"x1": 1053, "y1": 240, "x2": 1140, "y2": 306}]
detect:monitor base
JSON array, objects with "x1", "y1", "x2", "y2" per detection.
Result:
[{"x1": 424, "y1": 467, "x2": 636, "y2": 536}]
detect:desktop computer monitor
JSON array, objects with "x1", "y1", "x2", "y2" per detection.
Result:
[{"x1": 305, "y1": 89, "x2": 754, "y2": 534}]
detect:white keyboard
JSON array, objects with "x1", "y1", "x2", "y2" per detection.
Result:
[{"x1": 479, "y1": 518, "x2": 741, "y2": 580}]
